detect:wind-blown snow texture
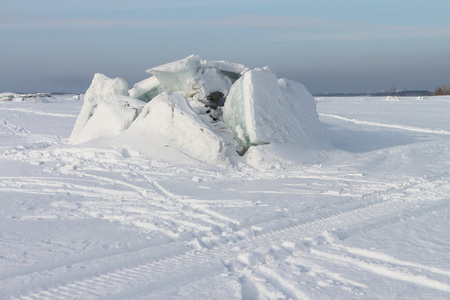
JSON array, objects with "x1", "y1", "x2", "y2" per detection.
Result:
[{"x1": 1, "y1": 63, "x2": 450, "y2": 298}]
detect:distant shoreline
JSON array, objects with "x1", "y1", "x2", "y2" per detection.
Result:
[{"x1": 313, "y1": 90, "x2": 430, "y2": 97}]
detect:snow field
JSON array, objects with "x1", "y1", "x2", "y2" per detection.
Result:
[{"x1": 1, "y1": 93, "x2": 450, "y2": 298}]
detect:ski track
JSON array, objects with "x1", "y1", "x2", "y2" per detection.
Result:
[{"x1": 3, "y1": 157, "x2": 450, "y2": 299}]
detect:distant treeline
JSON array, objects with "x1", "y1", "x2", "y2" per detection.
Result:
[{"x1": 434, "y1": 84, "x2": 450, "y2": 96}]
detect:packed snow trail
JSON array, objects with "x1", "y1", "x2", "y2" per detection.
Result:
[{"x1": 320, "y1": 113, "x2": 450, "y2": 135}]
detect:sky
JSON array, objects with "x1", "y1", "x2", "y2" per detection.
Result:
[{"x1": 1, "y1": 0, "x2": 450, "y2": 94}]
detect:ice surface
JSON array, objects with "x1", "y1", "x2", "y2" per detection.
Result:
[
  {"x1": 200, "y1": 59, "x2": 246, "y2": 75},
  {"x1": 223, "y1": 68, "x2": 294, "y2": 147},
  {"x1": 146, "y1": 55, "x2": 201, "y2": 95},
  {"x1": 223, "y1": 68, "x2": 332, "y2": 165},
  {"x1": 200, "y1": 59, "x2": 246, "y2": 83},
  {"x1": 123, "y1": 91, "x2": 225, "y2": 164},
  {"x1": 128, "y1": 76, "x2": 163, "y2": 103},
  {"x1": 69, "y1": 73, "x2": 145, "y2": 144},
  {"x1": 143, "y1": 55, "x2": 245, "y2": 104}
]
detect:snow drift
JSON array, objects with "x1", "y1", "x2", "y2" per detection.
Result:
[
  {"x1": 123, "y1": 92, "x2": 225, "y2": 164},
  {"x1": 69, "y1": 55, "x2": 332, "y2": 167},
  {"x1": 69, "y1": 74, "x2": 145, "y2": 144}
]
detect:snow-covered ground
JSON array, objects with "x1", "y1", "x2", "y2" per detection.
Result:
[{"x1": 1, "y1": 94, "x2": 450, "y2": 299}]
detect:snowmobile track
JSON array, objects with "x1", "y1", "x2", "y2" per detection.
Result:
[{"x1": 13, "y1": 176, "x2": 450, "y2": 299}]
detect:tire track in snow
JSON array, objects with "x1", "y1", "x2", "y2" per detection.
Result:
[
  {"x1": 13, "y1": 177, "x2": 450, "y2": 299},
  {"x1": 5, "y1": 145, "x2": 449, "y2": 297},
  {"x1": 0, "y1": 164, "x2": 243, "y2": 293},
  {"x1": 1, "y1": 166, "x2": 444, "y2": 271},
  {"x1": 230, "y1": 198, "x2": 450, "y2": 299}
]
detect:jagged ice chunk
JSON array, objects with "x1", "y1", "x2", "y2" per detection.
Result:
[
  {"x1": 124, "y1": 92, "x2": 225, "y2": 164},
  {"x1": 69, "y1": 73, "x2": 145, "y2": 144}
]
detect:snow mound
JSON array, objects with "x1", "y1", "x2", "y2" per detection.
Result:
[
  {"x1": 0, "y1": 92, "x2": 17, "y2": 102},
  {"x1": 122, "y1": 92, "x2": 225, "y2": 164},
  {"x1": 69, "y1": 55, "x2": 332, "y2": 167},
  {"x1": 69, "y1": 73, "x2": 145, "y2": 144},
  {"x1": 0, "y1": 92, "x2": 55, "y2": 102},
  {"x1": 383, "y1": 96, "x2": 400, "y2": 101}
]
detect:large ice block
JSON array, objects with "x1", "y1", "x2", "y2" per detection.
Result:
[
  {"x1": 145, "y1": 55, "x2": 245, "y2": 104},
  {"x1": 223, "y1": 67, "x2": 333, "y2": 164},
  {"x1": 223, "y1": 68, "x2": 307, "y2": 148},
  {"x1": 125, "y1": 92, "x2": 225, "y2": 164},
  {"x1": 128, "y1": 76, "x2": 163, "y2": 103},
  {"x1": 69, "y1": 73, "x2": 145, "y2": 144},
  {"x1": 200, "y1": 59, "x2": 246, "y2": 83},
  {"x1": 146, "y1": 55, "x2": 201, "y2": 95}
]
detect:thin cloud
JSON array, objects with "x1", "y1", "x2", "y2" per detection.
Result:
[
  {"x1": 267, "y1": 23, "x2": 450, "y2": 42},
  {"x1": 203, "y1": 15, "x2": 339, "y2": 29},
  {"x1": 200, "y1": 15, "x2": 450, "y2": 41},
  {"x1": 0, "y1": 15, "x2": 181, "y2": 30},
  {"x1": 3, "y1": 13, "x2": 450, "y2": 42},
  {"x1": 0, "y1": 14, "x2": 343, "y2": 31}
]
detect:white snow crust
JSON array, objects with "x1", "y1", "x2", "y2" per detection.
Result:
[{"x1": 2, "y1": 93, "x2": 450, "y2": 299}]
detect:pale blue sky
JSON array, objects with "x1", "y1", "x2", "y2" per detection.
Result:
[{"x1": 1, "y1": 0, "x2": 449, "y2": 93}]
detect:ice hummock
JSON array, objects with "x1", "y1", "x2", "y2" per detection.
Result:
[
  {"x1": 128, "y1": 76, "x2": 163, "y2": 103},
  {"x1": 68, "y1": 55, "x2": 332, "y2": 167},
  {"x1": 136, "y1": 55, "x2": 245, "y2": 104},
  {"x1": 223, "y1": 68, "x2": 295, "y2": 149},
  {"x1": 0, "y1": 92, "x2": 55, "y2": 102},
  {"x1": 121, "y1": 91, "x2": 225, "y2": 164},
  {"x1": 0, "y1": 92, "x2": 17, "y2": 102},
  {"x1": 69, "y1": 73, "x2": 145, "y2": 144},
  {"x1": 223, "y1": 67, "x2": 333, "y2": 166}
]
